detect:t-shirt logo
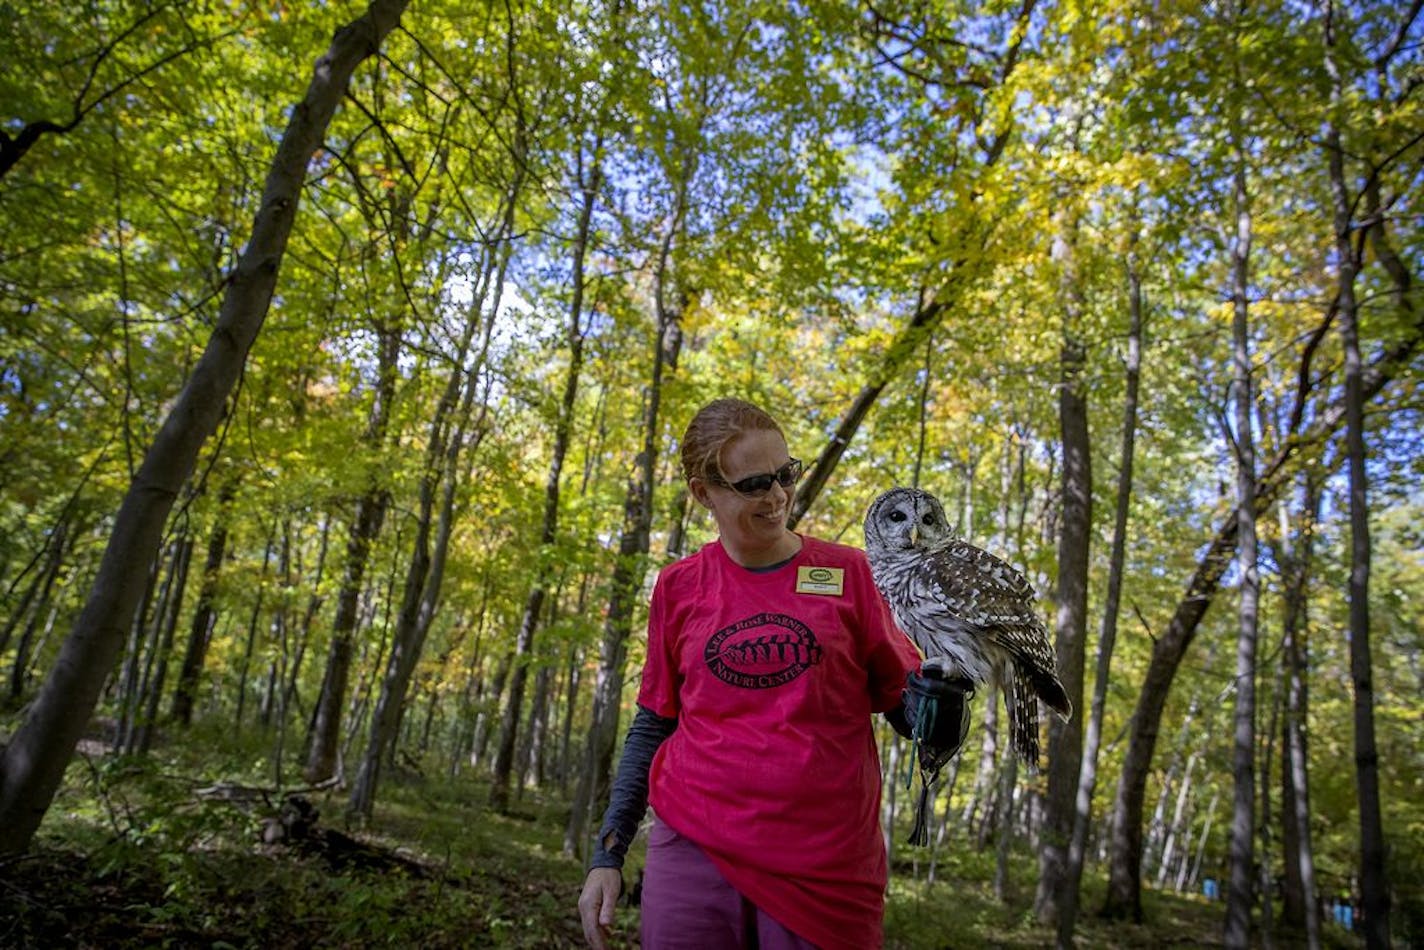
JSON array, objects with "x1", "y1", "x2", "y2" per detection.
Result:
[{"x1": 704, "y1": 612, "x2": 824, "y2": 690}]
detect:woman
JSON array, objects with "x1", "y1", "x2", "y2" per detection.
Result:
[{"x1": 577, "y1": 398, "x2": 969, "y2": 950}]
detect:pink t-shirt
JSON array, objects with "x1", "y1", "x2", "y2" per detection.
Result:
[{"x1": 639, "y1": 535, "x2": 921, "y2": 950}]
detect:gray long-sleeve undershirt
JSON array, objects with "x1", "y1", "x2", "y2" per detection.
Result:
[{"x1": 589, "y1": 704, "x2": 677, "y2": 870}]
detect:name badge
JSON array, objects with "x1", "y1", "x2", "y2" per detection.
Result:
[{"x1": 796, "y1": 566, "x2": 845, "y2": 596}]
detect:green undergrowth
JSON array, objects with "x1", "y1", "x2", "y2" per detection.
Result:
[{"x1": 0, "y1": 726, "x2": 1366, "y2": 948}]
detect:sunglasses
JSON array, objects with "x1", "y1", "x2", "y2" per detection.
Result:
[{"x1": 710, "y1": 457, "x2": 804, "y2": 497}]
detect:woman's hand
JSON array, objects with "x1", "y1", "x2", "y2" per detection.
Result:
[{"x1": 578, "y1": 867, "x2": 623, "y2": 949}]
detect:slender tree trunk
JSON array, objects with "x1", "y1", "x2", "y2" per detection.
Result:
[
  {"x1": 284, "y1": 513, "x2": 331, "y2": 719},
  {"x1": 519, "y1": 662, "x2": 554, "y2": 790},
  {"x1": 1060, "y1": 239, "x2": 1143, "y2": 944},
  {"x1": 1258, "y1": 670, "x2": 1279, "y2": 950},
  {"x1": 136, "y1": 535, "x2": 192, "y2": 753},
  {"x1": 490, "y1": 139, "x2": 601, "y2": 811},
  {"x1": 1038, "y1": 208, "x2": 1091, "y2": 935},
  {"x1": 349, "y1": 177, "x2": 515, "y2": 817},
  {"x1": 1279, "y1": 472, "x2": 1322, "y2": 947},
  {"x1": 0, "y1": 513, "x2": 73, "y2": 664},
  {"x1": 1324, "y1": 7, "x2": 1390, "y2": 943},
  {"x1": 472, "y1": 649, "x2": 512, "y2": 769},
  {"x1": 565, "y1": 143, "x2": 689, "y2": 856},
  {"x1": 1188, "y1": 789, "x2": 1220, "y2": 895},
  {"x1": 171, "y1": 482, "x2": 235, "y2": 724},
  {"x1": 994, "y1": 752, "x2": 1020, "y2": 902},
  {"x1": 304, "y1": 321, "x2": 402, "y2": 783},
  {"x1": 967, "y1": 687, "x2": 1001, "y2": 849},
  {"x1": 235, "y1": 533, "x2": 274, "y2": 733},
  {"x1": 1146, "y1": 699, "x2": 1198, "y2": 882},
  {"x1": 1224, "y1": 124, "x2": 1260, "y2": 950},
  {"x1": 7, "y1": 521, "x2": 68, "y2": 702},
  {"x1": 114, "y1": 554, "x2": 160, "y2": 748},
  {"x1": 119, "y1": 543, "x2": 172, "y2": 754},
  {"x1": 1156, "y1": 753, "x2": 1197, "y2": 889},
  {"x1": 0, "y1": 0, "x2": 408, "y2": 853}
]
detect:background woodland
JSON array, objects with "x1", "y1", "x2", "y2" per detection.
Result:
[{"x1": 1, "y1": 0, "x2": 1421, "y2": 947}]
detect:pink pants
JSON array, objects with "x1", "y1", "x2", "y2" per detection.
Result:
[{"x1": 640, "y1": 818, "x2": 820, "y2": 950}]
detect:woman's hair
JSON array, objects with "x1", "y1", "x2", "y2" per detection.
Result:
[{"x1": 680, "y1": 398, "x2": 784, "y2": 484}]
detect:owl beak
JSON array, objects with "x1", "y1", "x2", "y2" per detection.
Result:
[{"x1": 909, "y1": 524, "x2": 920, "y2": 547}]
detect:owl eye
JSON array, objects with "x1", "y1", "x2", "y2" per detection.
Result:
[
  {"x1": 922, "y1": 513, "x2": 937, "y2": 526},
  {"x1": 889, "y1": 510, "x2": 908, "y2": 523}
]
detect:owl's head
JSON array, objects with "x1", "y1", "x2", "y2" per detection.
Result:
[{"x1": 863, "y1": 487, "x2": 953, "y2": 555}]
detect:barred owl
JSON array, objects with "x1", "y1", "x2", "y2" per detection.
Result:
[{"x1": 864, "y1": 487, "x2": 1072, "y2": 765}]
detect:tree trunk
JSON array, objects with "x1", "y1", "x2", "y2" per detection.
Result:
[
  {"x1": 1098, "y1": 305, "x2": 1422, "y2": 921},
  {"x1": 0, "y1": 0, "x2": 408, "y2": 855},
  {"x1": 1324, "y1": 6, "x2": 1390, "y2": 943},
  {"x1": 7, "y1": 520, "x2": 69, "y2": 702},
  {"x1": 234, "y1": 532, "x2": 274, "y2": 733},
  {"x1": 564, "y1": 141, "x2": 689, "y2": 856},
  {"x1": 0, "y1": 514, "x2": 72, "y2": 665},
  {"x1": 171, "y1": 481, "x2": 235, "y2": 725},
  {"x1": 993, "y1": 751, "x2": 1020, "y2": 903},
  {"x1": 1224, "y1": 125, "x2": 1260, "y2": 950},
  {"x1": 1279, "y1": 472, "x2": 1322, "y2": 947},
  {"x1": 1145, "y1": 699, "x2": 1198, "y2": 884},
  {"x1": 1060, "y1": 237, "x2": 1143, "y2": 944},
  {"x1": 489, "y1": 138, "x2": 600, "y2": 811},
  {"x1": 135, "y1": 535, "x2": 193, "y2": 753},
  {"x1": 1187, "y1": 789, "x2": 1220, "y2": 895},
  {"x1": 349, "y1": 161, "x2": 517, "y2": 817},
  {"x1": 472, "y1": 649, "x2": 513, "y2": 769},
  {"x1": 1038, "y1": 210, "x2": 1091, "y2": 935},
  {"x1": 967, "y1": 686, "x2": 1002, "y2": 850},
  {"x1": 284, "y1": 513, "x2": 332, "y2": 722},
  {"x1": 303, "y1": 320, "x2": 402, "y2": 783},
  {"x1": 1155, "y1": 753, "x2": 1196, "y2": 889}
]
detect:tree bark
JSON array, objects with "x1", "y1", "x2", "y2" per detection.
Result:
[
  {"x1": 564, "y1": 123, "x2": 691, "y2": 857},
  {"x1": 489, "y1": 137, "x2": 601, "y2": 811},
  {"x1": 0, "y1": 0, "x2": 408, "y2": 856},
  {"x1": 1224, "y1": 123, "x2": 1260, "y2": 950},
  {"x1": 303, "y1": 319, "x2": 402, "y2": 783},
  {"x1": 349, "y1": 152, "x2": 518, "y2": 817},
  {"x1": 171, "y1": 481, "x2": 235, "y2": 725},
  {"x1": 1324, "y1": 5, "x2": 1390, "y2": 943},
  {"x1": 1060, "y1": 237, "x2": 1143, "y2": 944},
  {"x1": 1279, "y1": 471, "x2": 1322, "y2": 947},
  {"x1": 1037, "y1": 210, "x2": 1091, "y2": 936},
  {"x1": 1099, "y1": 315, "x2": 1423, "y2": 921},
  {"x1": 6, "y1": 521, "x2": 69, "y2": 703}
]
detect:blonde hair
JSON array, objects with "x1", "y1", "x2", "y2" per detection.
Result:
[{"x1": 680, "y1": 398, "x2": 784, "y2": 484}]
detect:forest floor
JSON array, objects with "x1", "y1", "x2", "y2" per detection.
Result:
[{"x1": 0, "y1": 727, "x2": 1361, "y2": 949}]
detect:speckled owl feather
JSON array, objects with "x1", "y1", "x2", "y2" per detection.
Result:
[{"x1": 865, "y1": 487, "x2": 1072, "y2": 766}]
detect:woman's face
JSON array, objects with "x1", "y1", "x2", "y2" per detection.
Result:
[{"x1": 691, "y1": 428, "x2": 798, "y2": 564}]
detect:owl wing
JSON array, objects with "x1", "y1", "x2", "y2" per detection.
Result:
[
  {"x1": 930, "y1": 540, "x2": 1071, "y2": 721},
  {"x1": 911, "y1": 539, "x2": 1037, "y2": 626}
]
